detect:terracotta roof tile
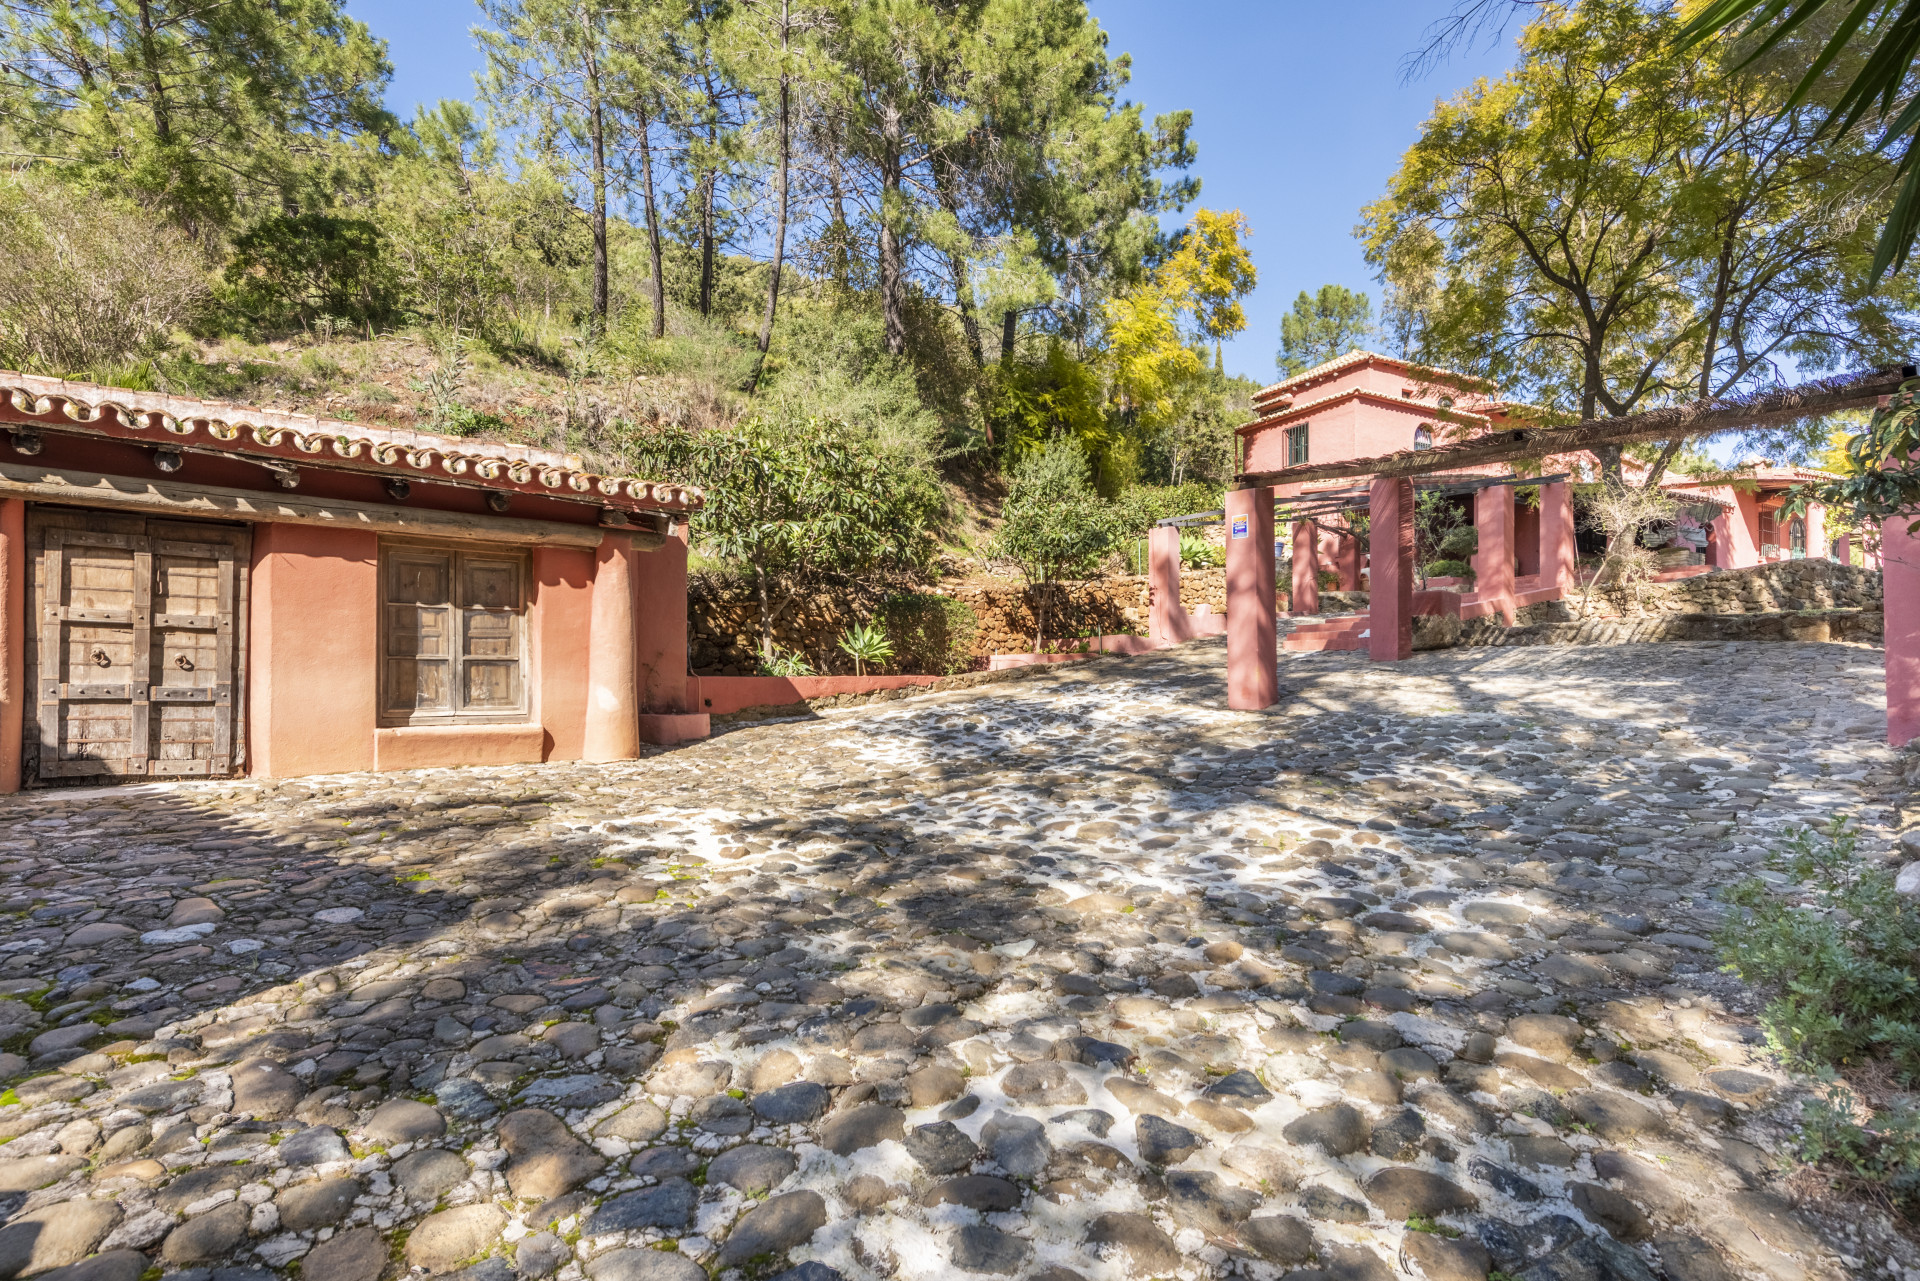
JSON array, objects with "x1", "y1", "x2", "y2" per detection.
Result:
[{"x1": 0, "y1": 371, "x2": 700, "y2": 512}]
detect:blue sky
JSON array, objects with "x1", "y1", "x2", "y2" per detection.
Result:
[{"x1": 350, "y1": 0, "x2": 1520, "y2": 388}]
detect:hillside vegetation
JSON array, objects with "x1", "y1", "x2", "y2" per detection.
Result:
[{"x1": 0, "y1": 0, "x2": 1259, "y2": 581}]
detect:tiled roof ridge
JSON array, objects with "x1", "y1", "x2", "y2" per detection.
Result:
[
  {"x1": 1237, "y1": 384, "x2": 1497, "y2": 434},
  {"x1": 0, "y1": 370, "x2": 702, "y2": 511},
  {"x1": 1253, "y1": 350, "x2": 1495, "y2": 400}
]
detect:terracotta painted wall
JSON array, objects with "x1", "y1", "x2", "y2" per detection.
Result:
[
  {"x1": 531, "y1": 545, "x2": 595, "y2": 761},
  {"x1": 1515, "y1": 502, "x2": 1542, "y2": 578},
  {"x1": 0, "y1": 498, "x2": 23, "y2": 794},
  {"x1": 248, "y1": 523, "x2": 379, "y2": 777},
  {"x1": 634, "y1": 531, "x2": 693, "y2": 714}
]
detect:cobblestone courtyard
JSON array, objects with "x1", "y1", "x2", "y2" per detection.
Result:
[{"x1": 0, "y1": 637, "x2": 1908, "y2": 1281}]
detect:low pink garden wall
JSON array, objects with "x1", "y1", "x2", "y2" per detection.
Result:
[
  {"x1": 690, "y1": 674, "x2": 942, "y2": 715},
  {"x1": 988, "y1": 634, "x2": 1164, "y2": 670}
]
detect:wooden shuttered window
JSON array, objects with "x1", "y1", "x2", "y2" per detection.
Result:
[{"x1": 381, "y1": 544, "x2": 528, "y2": 724}]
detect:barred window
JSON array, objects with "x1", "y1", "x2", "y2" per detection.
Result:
[{"x1": 1285, "y1": 424, "x2": 1309, "y2": 466}]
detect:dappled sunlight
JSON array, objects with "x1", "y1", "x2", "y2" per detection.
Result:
[{"x1": 0, "y1": 635, "x2": 1901, "y2": 1281}]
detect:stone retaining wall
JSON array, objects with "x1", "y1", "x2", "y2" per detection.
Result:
[
  {"x1": 689, "y1": 574, "x2": 1155, "y2": 675},
  {"x1": 1460, "y1": 607, "x2": 1883, "y2": 648},
  {"x1": 690, "y1": 559, "x2": 1883, "y2": 674},
  {"x1": 1586, "y1": 557, "x2": 1880, "y2": 616}
]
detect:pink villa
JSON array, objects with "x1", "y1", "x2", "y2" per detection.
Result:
[
  {"x1": 1195, "y1": 350, "x2": 1920, "y2": 747},
  {"x1": 1216, "y1": 352, "x2": 1846, "y2": 629},
  {"x1": 0, "y1": 374, "x2": 710, "y2": 792}
]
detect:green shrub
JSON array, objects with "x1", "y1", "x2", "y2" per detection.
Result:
[
  {"x1": 1797, "y1": 1081, "x2": 1920, "y2": 1208},
  {"x1": 1719, "y1": 818, "x2": 1920, "y2": 1210},
  {"x1": 1179, "y1": 532, "x2": 1223, "y2": 568},
  {"x1": 1718, "y1": 818, "x2": 1920, "y2": 1078},
  {"x1": 1422, "y1": 559, "x2": 1475, "y2": 582},
  {"x1": 883, "y1": 594, "x2": 979, "y2": 675},
  {"x1": 837, "y1": 621, "x2": 894, "y2": 676},
  {"x1": 223, "y1": 213, "x2": 401, "y2": 333},
  {"x1": 1438, "y1": 526, "x2": 1478, "y2": 559},
  {"x1": 1316, "y1": 568, "x2": 1341, "y2": 591},
  {"x1": 759, "y1": 649, "x2": 815, "y2": 677},
  {"x1": 1111, "y1": 482, "x2": 1221, "y2": 539}
]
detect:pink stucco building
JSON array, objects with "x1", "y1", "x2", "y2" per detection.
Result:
[
  {"x1": 0, "y1": 372, "x2": 709, "y2": 792},
  {"x1": 1235, "y1": 352, "x2": 1843, "y2": 602}
]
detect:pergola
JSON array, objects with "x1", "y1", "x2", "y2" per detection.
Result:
[{"x1": 1213, "y1": 363, "x2": 1920, "y2": 744}]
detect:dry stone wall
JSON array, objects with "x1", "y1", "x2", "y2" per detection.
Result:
[
  {"x1": 689, "y1": 559, "x2": 1881, "y2": 674},
  {"x1": 689, "y1": 574, "x2": 1156, "y2": 676}
]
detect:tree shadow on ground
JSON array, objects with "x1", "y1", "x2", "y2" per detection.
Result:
[{"x1": 0, "y1": 634, "x2": 1886, "y2": 1280}]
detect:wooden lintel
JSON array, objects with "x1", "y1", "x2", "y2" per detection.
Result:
[{"x1": 0, "y1": 461, "x2": 671, "y2": 550}]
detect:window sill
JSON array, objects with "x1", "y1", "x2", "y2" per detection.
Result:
[{"x1": 374, "y1": 723, "x2": 546, "y2": 771}]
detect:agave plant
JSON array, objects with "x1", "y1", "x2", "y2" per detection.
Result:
[
  {"x1": 837, "y1": 620, "x2": 894, "y2": 676},
  {"x1": 761, "y1": 649, "x2": 815, "y2": 677}
]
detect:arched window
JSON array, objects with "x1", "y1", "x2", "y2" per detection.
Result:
[
  {"x1": 1789, "y1": 517, "x2": 1807, "y2": 557},
  {"x1": 1413, "y1": 424, "x2": 1434, "y2": 451}
]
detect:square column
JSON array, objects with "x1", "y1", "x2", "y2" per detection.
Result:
[
  {"x1": 1369, "y1": 478, "x2": 1414, "y2": 662},
  {"x1": 1148, "y1": 525, "x2": 1189, "y2": 645},
  {"x1": 584, "y1": 531, "x2": 639, "y2": 761},
  {"x1": 1225, "y1": 487, "x2": 1277, "y2": 710},
  {"x1": 1540, "y1": 480, "x2": 1578, "y2": 591},
  {"x1": 1474, "y1": 484, "x2": 1516, "y2": 625},
  {"x1": 1886, "y1": 510, "x2": 1920, "y2": 746},
  {"x1": 1708, "y1": 511, "x2": 1733, "y2": 569},
  {"x1": 1837, "y1": 534, "x2": 1852, "y2": 567},
  {"x1": 1333, "y1": 526, "x2": 1362, "y2": 590},
  {"x1": 0, "y1": 498, "x2": 21, "y2": 793},
  {"x1": 1291, "y1": 517, "x2": 1320, "y2": 615},
  {"x1": 634, "y1": 524, "x2": 710, "y2": 743}
]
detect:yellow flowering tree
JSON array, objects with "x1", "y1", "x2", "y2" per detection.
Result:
[{"x1": 1105, "y1": 208, "x2": 1256, "y2": 428}]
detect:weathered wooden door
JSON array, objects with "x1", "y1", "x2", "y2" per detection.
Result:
[{"x1": 25, "y1": 509, "x2": 250, "y2": 784}]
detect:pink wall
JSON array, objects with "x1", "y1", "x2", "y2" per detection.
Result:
[
  {"x1": 1887, "y1": 510, "x2": 1920, "y2": 746},
  {"x1": 2, "y1": 496, "x2": 703, "y2": 784},
  {"x1": 0, "y1": 498, "x2": 22, "y2": 793},
  {"x1": 1249, "y1": 396, "x2": 1452, "y2": 477},
  {"x1": 249, "y1": 523, "x2": 380, "y2": 777},
  {"x1": 1245, "y1": 357, "x2": 1515, "y2": 479},
  {"x1": 634, "y1": 531, "x2": 695, "y2": 715},
  {"x1": 1515, "y1": 502, "x2": 1541, "y2": 578},
  {"x1": 1473, "y1": 487, "x2": 1516, "y2": 625},
  {"x1": 1369, "y1": 478, "x2": 1415, "y2": 662},
  {"x1": 531, "y1": 545, "x2": 595, "y2": 761},
  {"x1": 1225, "y1": 488, "x2": 1278, "y2": 709},
  {"x1": 1291, "y1": 518, "x2": 1319, "y2": 614},
  {"x1": 693, "y1": 673, "x2": 942, "y2": 714},
  {"x1": 1148, "y1": 526, "x2": 1192, "y2": 645},
  {"x1": 584, "y1": 533, "x2": 639, "y2": 762}
]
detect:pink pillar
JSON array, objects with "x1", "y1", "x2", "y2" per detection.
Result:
[
  {"x1": 1148, "y1": 525, "x2": 1190, "y2": 645},
  {"x1": 1369, "y1": 478, "x2": 1414, "y2": 663},
  {"x1": 584, "y1": 531, "x2": 639, "y2": 762},
  {"x1": 633, "y1": 523, "x2": 710, "y2": 743},
  {"x1": 1225, "y1": 487, "x2": 1277, "y2": 711},
  {"x1": 1886, "y1": 510, "x2": 1920, "y2": 746},
  {"x1": 1837, "y1": 534, "x2": 1852, "y2": 567},
  {"x1": 1474, "y1": 485, "x2": 1516, "y2": 625},
  {"x1": 1708, "y1": 512, "x2": 1733, "y2": 569},
  {"x1": 1808, "y1": 505, "x2": 1827, "y2": 559},
  {"x1": 1334, "y1": 527, "x2": 1361, "y2": 590},
  {"x1": 1290, "y1": 517, "x2": 1320, "y2": 615},
  {"x1": 0, "y1": 498, "x2": 21, "y2": 793},
  {"x1": 1540, "y1": 481, "x2": 1577, "y2": 592}
]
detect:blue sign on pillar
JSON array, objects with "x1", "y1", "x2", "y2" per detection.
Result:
[{"x1": 1231, "y1": 515, "x2": 1249, "y2": 539}]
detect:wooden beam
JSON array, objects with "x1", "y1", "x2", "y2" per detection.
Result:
[
  {"x1": 1237, "y1": 364, "x2": 1916, "y2": 487},
  {"x1": 0, "y1": 461, "x2": 669, "y2": 550}
]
